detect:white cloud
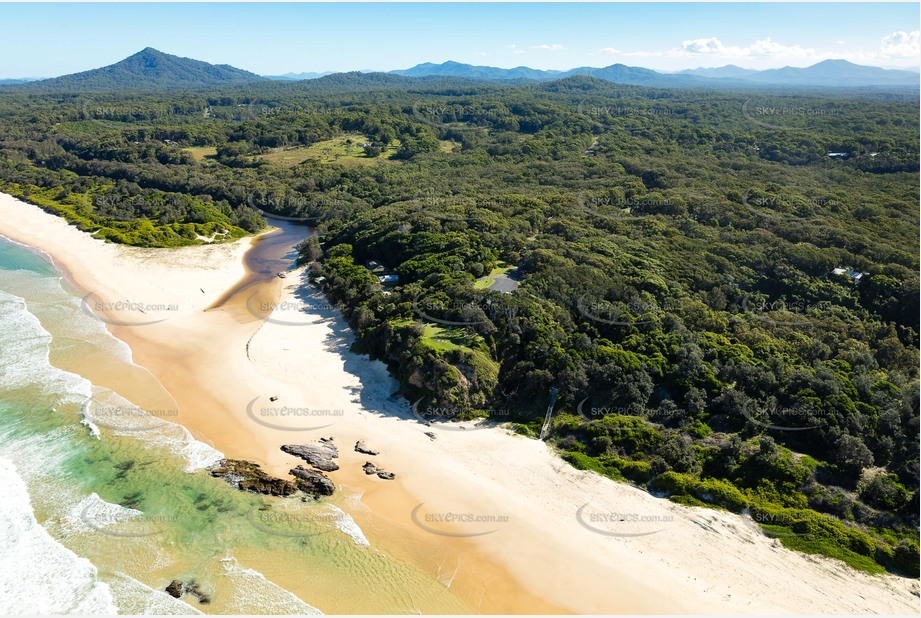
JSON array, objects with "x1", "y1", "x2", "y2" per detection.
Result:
[
  {"x1": 879, "y1": 30, "x2": 920, "y2": 58},
  {"x1": 597, "y1": 32, "x2": 920, "y2": 70},
  {"x1": 681, "y1": 37, "x2": 725, "y2": 54},
  {"x1": 532, "y1": 44, "x2": 565, "y2": 51},
  {"x1": 680, "y1": 36, "x2": 815, "y2": 59},
  {"x1": 598, "y1": 47, "x2": 621, "y2": 55}
]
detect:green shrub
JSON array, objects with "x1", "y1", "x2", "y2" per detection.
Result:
[{"x1": 649, "y1": 471, "x2": 693, "y2": 496}]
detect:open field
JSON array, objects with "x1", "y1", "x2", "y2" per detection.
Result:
[{"x1": 258, "y1": 135, "x2": 399, "y2": 168}]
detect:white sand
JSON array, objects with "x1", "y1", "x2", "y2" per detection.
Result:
[{"x1": 1, "y1": 192, "x2": 918, "y2": 615}]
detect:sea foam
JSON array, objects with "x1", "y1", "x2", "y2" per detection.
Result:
[
  {"x1": 219, "y1": 555, "x2": 325, "y2": 614},
  {"x1": 0, "y1": 457, "x2": 119, "y2": 615}
]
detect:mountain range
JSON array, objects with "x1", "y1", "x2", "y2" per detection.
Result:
[
  {"x1": 390, "y1": 59, "x2": 919, "y2": 88},
  {"x1": 3, "y1": 48, "x2": 918, "y2": 92}
]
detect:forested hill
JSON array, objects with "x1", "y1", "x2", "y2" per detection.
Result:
[
  {"x1": 14, "y1": 48, "x2": 268, "y2": 92},
  {"x1": 0, "y1": 76, "x2": 917, "y2": 577}
]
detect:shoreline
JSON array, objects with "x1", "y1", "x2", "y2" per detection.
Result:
[{"x1": 0, "y1": 192, "x2": 918, "y2": 615}]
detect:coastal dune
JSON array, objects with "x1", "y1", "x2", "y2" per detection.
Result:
[{"x1": 1, "y1": 192, "x2": 917, "y2": 615}]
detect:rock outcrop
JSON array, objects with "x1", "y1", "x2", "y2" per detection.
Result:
[
  {"x1": 354, "y1": 440, "x2": 379, "y2": 456},
  {"x1": 209, "y1": 459, "x2": 297, "y2": 497},
  {"x1": 165, "y1": 580, "x2": 211, "y2": 604},
  {"x1": 281, "y1": 442, "x2": 340, "y2": 472},
  {"x1": 290, "y1": 465, "x2": 335, "y2": 496},
  {"x1": 362, "y1": 461, "x2": 395, "y2": 480}
]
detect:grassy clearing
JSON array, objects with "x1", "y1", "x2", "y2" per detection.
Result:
[
  {"x1": 183, "y1": 146, "x2": 217, "y2": 162},
  {"x1": 421, "y1": 324, "x2": 476, "y2": 353},
  {"x1": 258, "y1": 135, "x2": 399, "y2": 168},
  {"x1": 474, "y1": 262, "x2": 514, "y2": 289}
]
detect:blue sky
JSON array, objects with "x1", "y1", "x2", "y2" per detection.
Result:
[{"x1": 0, "y1": 3, "x2": 918, "y2": 77}]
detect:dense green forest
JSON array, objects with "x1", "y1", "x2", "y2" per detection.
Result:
[{"x1": 0, "y1": 76, "x2": 917, "y2": 576}]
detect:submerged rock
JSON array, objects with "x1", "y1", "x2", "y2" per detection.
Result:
[
  {"x1": 355, "y1": 440, "x2": 379, "y2": 456},
  {"x1": 290, "y1": 465, "x2": 335, "y2": 496},
  {"x1": 281, "y1": 442, "x2": 340, "y2": 472},
  {"x1": 164, "y1": 579, "x2": 211, "y2": 605},
  {"x1": 209, "y1": 459, "x2": 297, "y2": 497},
  {"x1": 165, "y1": 580, "x2": 183, "y2": 599},
  {"x1": 377, "y1": 471, "x2": 396, "y2": 480}
]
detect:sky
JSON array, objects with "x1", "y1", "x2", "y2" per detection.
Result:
[{"x1": 0, "y1": 2, "x2": 918, "y2": 78}]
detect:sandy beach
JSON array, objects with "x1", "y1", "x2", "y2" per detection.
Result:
[{"x1": 1, "y1": 191, "x2": 918, "y2": 615}]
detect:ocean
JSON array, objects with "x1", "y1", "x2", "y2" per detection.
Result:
[{"x1": 0, "y1": 236, "x2": 472, "y2": 615}]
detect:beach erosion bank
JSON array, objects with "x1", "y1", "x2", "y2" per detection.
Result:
[{"x1": 0, "y1": 192, "x2": 917, "y2": 615}]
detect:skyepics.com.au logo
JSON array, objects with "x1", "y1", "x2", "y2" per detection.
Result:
[
  {"x1": 411, "y1": 101, "x2": 485, "y2": 131},
  {"x1": 412, "y1": 293, "x2": 517, "y2": 327},
  {"x1": 243, "y1": 102, "x2": 340, "y2": 124},
  {"x1": 741, "y1": 189, "x2": 834, "y2": 222},
  {"x1": 577, "y1": 192, "x2": 673, "y2": 221},
  {"x1": 577, "y1": 294, "x2": 674, "y2": 327},
  {"x1": 246, "y1": 192, "x2": 326, "y2": 223},
  {"x1": 245, "y1": 397, "x2": 343, "y2": 432},
  {"x1": 80, "y1": 191, "x2": 198, "y2": 223},
  {"x1": 81, "y1": 398, "x2": 178, "y2": 433},
  {"x1": 410, "y1": 400, "x2": 511, "y2": 431},
  {"x1": 244, "y1": 292, "x2": 337, "y2": 325},
  {"x1": 741, "y1": 99, "x2": 842, "y2": 132},
  {"x1": 78, "y1": 501, "x2": 179, "y2": 538},
  {"x1": 739, "y1": 400, "x2": 820, "y2": 433},
  {"x1": 740, "y1": 293, "x2": 831, "y2": 328},
  {"x1": 575, "y1": 397, "x2": 679, "y2": 428},
  {"x1": 80, "y1": 98, "x2": 193, "y2": 126},
  {"x1": 410, "y1": 503, "x2": 507, "y2": 537},
  {"x1": 743, "y1": 510, "x2": 810, "y2": 539},
  {"x1": 576, "y1": 100, "x2": 677, "y2": 134},
  {"x1": 409, "y1": 187, "x2": 501, "y2": 224},
  {"x1": 245, "y1": 507, "x2": 337, "y2": 540},
  {"x1": 576, "y1": 502, "x2": 672, "y2": 537},
  {"x1": 80, "y1": 292, "x2": 178, "y2": 327}
]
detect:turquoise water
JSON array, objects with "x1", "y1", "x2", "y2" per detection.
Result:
[{"x1": 0, "y1": 236, "x2": 472, "y2": 615}]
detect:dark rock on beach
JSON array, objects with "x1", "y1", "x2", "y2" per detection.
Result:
[
  {"x1": 209, "y1": 459, "x2": 297, "y2": 497},
  {"x1": 165, "y1": 580, "x2": 183, "y2": 598},
  {"x1": 362, "y1": 461, "x2": 395, "y2": 479},
  {"x1": 281, "y1": 442, "x2": 340, "y2": 472},
  {"x1": 354, "y1": 440, "x2": 379, "y2": 456},
  {"x1": 164, "y1": 580, "x2": 211, "y2": 604},
  {"x1": 290, "y1": 465, "x2": 335, "y2": 496}
]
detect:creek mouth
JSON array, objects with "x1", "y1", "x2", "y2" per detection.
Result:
[{"x1": 207, "y1": 217, "x2": 312, "y2": 322}]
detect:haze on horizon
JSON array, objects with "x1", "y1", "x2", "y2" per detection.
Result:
[{"x1": 0, "y1": 2, "x2": 918, "y2": 79}]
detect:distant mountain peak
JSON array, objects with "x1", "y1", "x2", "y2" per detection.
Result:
[{"x1": 14, "y1": 48, "x2": 267, "y2": 91}]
